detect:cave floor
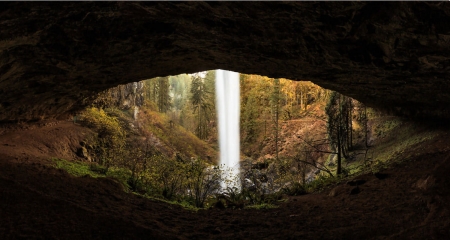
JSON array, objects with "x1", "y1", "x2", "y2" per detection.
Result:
[{"x1": 0, "y1": 121, "x2": 450, "y2": 239}]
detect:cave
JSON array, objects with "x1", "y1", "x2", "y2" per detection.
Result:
[
  {"x1": 1, "y1": 2, "x2": 450, "y2": 239},
  {"x1": 1, "y1": 2, "x2": 450, "y2": 122}
]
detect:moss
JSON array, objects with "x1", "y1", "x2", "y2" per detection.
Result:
[
  {"x1": 52, "y1": 158, "x2": 104, "y2": 178},
  {"x1": 52, "y1": 158, "x2": 132, "y2": 188},
  {"x1": 374, "y1": 125, "x2": 439, "y2": 164},
  {"x1": 245, "y1": 203, "x2": 278, "y2": 209}
]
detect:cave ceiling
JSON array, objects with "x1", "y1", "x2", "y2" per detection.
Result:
[{"x1": 1, "y1": 2, "x2": 450, "y2": 122}]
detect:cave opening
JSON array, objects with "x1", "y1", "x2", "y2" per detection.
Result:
[
  {"x1": 2, "y1": 2, "x2": 450, "y2": 239},
  {"x1": 60, "y1": 68, "x2": 398, "y2": 210}
]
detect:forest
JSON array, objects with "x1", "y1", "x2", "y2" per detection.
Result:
[{"x1": 69, "y1": 70, "x2": 394, "y2": 209}]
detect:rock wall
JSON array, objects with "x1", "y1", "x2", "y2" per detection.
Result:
[
  {"x1": 92, "y1": 81, "x2": 145, "y2": 110},
  {"x1": 1, "y1": 2, "x2": 450, "y2": 121}
]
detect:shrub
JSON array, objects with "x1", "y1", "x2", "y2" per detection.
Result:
[
  {"x1": 184, "y1": 160, "x2": 222, "y2": 208},
  {"x1": 282, "y1": 182, "x2": 307, "y2": 196},
  {"x1": 53, "y1": 158, "x2": 103, "y2": 178},
  {"x1": 79, "y1": 107, "x2": 126, "y2": 168},
  {"x1": 89, "y1": 163, "x2": 108, "y2": 174}
]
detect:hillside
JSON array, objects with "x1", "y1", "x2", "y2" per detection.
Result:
[
  {"x1": 134, "y1": 106, "x2": 218, "y2": 163},
  {"x1": 249, "y1": 102, "x2": 328, "y2": 161},
  {"x1": 80, "y1": 105, "x2": 218, "y2": 164}
]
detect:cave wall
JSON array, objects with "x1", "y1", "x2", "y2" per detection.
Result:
[{"x1": 1, "y1": 2, "x2": 450, "y2": 122}]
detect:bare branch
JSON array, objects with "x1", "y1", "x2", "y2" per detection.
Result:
[
  {"x1": 296, "y1": 159, "x2": 334, "y2": 177},
  {"x1": 296, "y1": 136, "x2": 335, "y2": 154}
]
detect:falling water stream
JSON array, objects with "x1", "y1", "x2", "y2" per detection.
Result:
[
  {"x1": 215, "y1": 69, "x2": 241, "y2": 192},
  {"x1": 133, "y1": 106, "x2": 139, "y2": 120}
]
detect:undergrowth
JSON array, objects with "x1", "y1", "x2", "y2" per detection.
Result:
[
  {"x1": 52, "y1": 158, "x2": 201, "y2": 209},
  {"x1": 138, "y1": 106, "x2": 217, "y2": 162},
  {"x1": 245, "y1": 203, "x2": 278, "y2": 209},
  {"x1": 52, "y1": 158, "x2": 131, "y2": 188},
  {"x1": 53, "y1": 158, "x2": 104, "y2": 178},
  {"x1": 61, "y1": 105, "x2": 444, "y2": 211},
  {"x1": 51, "y1": 158, "x2": 286, "y2": 210}
]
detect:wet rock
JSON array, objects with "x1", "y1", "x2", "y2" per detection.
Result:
[
  {"x1": 289, "y1": 167, "x2": 298, "y2": 175},
  {"x1": 347, "y1": 179, "x2": 366, "y2": 186},
  {"x1": 328, "y1": 188, "x2": 337, "y2": 197},
  {"x1": 243, "y1": 178, "x2": 256, "y2": 191},
  {"x1": 240, "y1": 158, "x2": 253, "y2": 172},
  {"x1": 329, "y1": 185, "x2": 347, "y2": 197},
  {"x1": 414, "y1": 175, "x2": 436, "y2": 191},
  {"x1": 251, "y1": 161, "x2": 269, "y2": 170},
  {"x1": 266, "y1": 163, "x2": 276, "y2": 176},
  {"x1": 76, "y1": 146, "x2": 91, "y2": 161},
  {"x1": 213, "y1": 227, "x2": 221, "y2": 234},
  {"x1": 213, "y1": 200, "x2": 225, "y2": 210},
  {"x1": 374, "y1": 172, "x2": 389, "y2": 180},
  {"x1": 350, "y1": 186, "x2": 360, "y2": 195}
]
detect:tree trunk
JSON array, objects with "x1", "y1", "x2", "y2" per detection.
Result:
[
  {"x1": 302, "y1": 151, "x2": 307, "y2": 185},
  {"x1": 337, "y1": 126, "x2": 342, "y2": 175},
  {"x1": 264, "y1": 119, "x2": 267, "y2": 138},
  {"x1": 275, "y1": 103, "x2": 279, "y2": 160},
  {"x1": 349, "y1": 108, "x2": 353, "y2": 149},
  {"x1": 364, "y1": 106, "x2": 369, "y2": 148},
  {"x1": 300, "y1": 90, "x2": 303, "y2": 110}
]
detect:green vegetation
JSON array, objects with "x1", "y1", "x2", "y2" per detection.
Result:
[
  {"x1": 79, "y1": 107, "x2": 126, "y2": 168},
  {"x1": 52, "y1": 157, "x2": 222, "y2": 209},
  {"x1": 271, "y1": 78, "x2": 282, "y2": 160},
  {"x1": 74, "y1": 73, "x2": 356, "y2": 209},
  {"x1": 53, "y1": 158, "x2": 105, "y2": 178},
  {"x1": 52, "y1": 158, "x2": 131, "y2": 187},
  {"x1": 245, "y1": 203, "x2": 278, "y2": 210},
  {"x1": 76, "y1": 104, "x2": 224, "y2": 208},
  {"x1": 212, "y1": 186, "x2": 285, "y2": 209},
  {"x1": 53, "y1": 155, "x2": 286, "y2": 210},
  {"x1": 190, "y1": 72, "x2": 215, "y2": 140},
  {"x1": 64, "y1": 70, "x2": 443, "y2": 211},
  {"x1": 138, "y1": 105, "x2": 216, "y2": 160}
]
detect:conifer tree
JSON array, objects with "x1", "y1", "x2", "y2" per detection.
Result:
[
  {"x1": 190, "y1": 74, "x2": 213, "y2": 140},
  {"x1": 157, "y1": 77, "x2": 171, "y2": 113},
  {"x1": 271, "y1": 78, "x2": 282, "y2": 160},
  {"x1": 326, "y1": 91, "x2": 353, "y2": 175}
]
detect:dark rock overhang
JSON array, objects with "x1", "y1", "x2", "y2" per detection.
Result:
[{"x1": 1, "y1": 2, "x2": 449, "y2": 122}]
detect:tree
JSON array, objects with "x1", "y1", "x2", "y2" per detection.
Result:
[
  {"x1": 157, "y1": 77, "x2": 171, "y2": 113},
  {"x1": 203, "y1": 70, "x2": 217, "y2": 134},
  {"x1": 240, "y1": 75, "x2": 259, "y2": 145},
  {"x1": 142, "y1": 77, "x2": 172, "y2": 113},
  {"x1": 242, "y1": 94, "x2": 259, "y2": 144},
  {"x1": 145, "y1": 78, "x2": 158, "y2": 104},
  {"x1": 355, "y1": 101, "x2": 369, "y2": 148},
  {"x1": 190, "y1": 74, "x2": 213, "y2": 140},
  {"x1": 325, "y1": 91, "x2": 353, "y2": 175},
  {"x1": 271, "y1": 78, "x2": 282, "y2": 160}
]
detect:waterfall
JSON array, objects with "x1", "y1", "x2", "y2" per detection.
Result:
[
  {"x1": 215, "y1": 69, "x2": 241, "y2": 192},
  {"x1": 133, "y1": 106, "x2": 139, "y2": 120}
]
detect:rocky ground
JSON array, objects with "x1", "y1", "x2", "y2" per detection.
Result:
[{"x1": 1, "y1": 120, "x2": 450, "y2": 239}]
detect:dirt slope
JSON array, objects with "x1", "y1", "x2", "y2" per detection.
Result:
[{"x1": 1, "y1": 120, "x2": 450, "y2": 239}]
